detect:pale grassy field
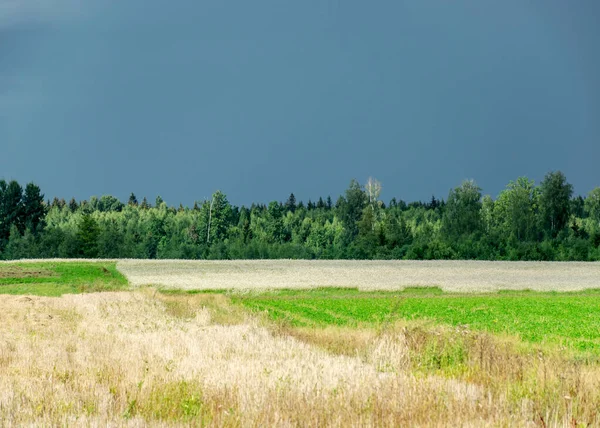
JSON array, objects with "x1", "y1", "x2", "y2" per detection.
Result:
[
  {"x1": 116, "y1": 259, "x2": 600, "y2": 292},
  {"x1": 0, "y1": 291, "x2": 503, "y2": 426}
]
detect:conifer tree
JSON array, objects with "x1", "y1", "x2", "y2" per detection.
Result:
[
  {"x1": 429, "y1": 196, "x2": 439, "y2": 210},
  {"x1": 77, "y1": 213, "x2": 100, "y2": 258},
  {"x1": 128, "y1": 193, "x2": 138, "y2": 206},
  {"x1": 340, "y1": 179, "x2": 367, "y2": 240},
  {"x1": 68, "y1": 198, "x2": 79, "y2": 212},
  {"x1": 22, "y1": 183, "x2": 46, "y2": 234},
  {"x1": 285, "y1": 193, "x2": 297, "y2": 213},
  {"x1": 0, "y1": 180, "x2": 23, "y2": 243}
]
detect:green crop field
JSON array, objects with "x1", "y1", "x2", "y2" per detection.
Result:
[{"x1": 231, "y1": 287, "x2": 600, "y2": 353}]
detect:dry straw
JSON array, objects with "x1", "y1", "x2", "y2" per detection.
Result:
[{"x1": 0, "y1": 291, "x2": 493, "y2": 426}]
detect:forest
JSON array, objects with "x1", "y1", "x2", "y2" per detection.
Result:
[{"x1": 1, "y1": 171, "x2": 599, "y2": 261}]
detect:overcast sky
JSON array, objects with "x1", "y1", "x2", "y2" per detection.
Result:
[{"x1": 1, "y1": 0, "x2": 599, "y2": 206}]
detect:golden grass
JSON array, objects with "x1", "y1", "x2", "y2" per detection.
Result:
[
  {"x1": 271, "y1": 320, "x2": 600, "y2": 427},
  {"x1": 2, "y1": 290, "x2": 599, "y2": 426},
  {"x1": 156, "y1": 292, "x2": 246, "y2": 325},
  {"x1": 116, "y1": 259, "x2": 600, "y2": 292}
]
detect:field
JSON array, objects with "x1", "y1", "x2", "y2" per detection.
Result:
[
  {"x1": 117, "y1": 259, "x2": 600, "y2": 292},
  {"x1": 231, "y1": 287, "x2": 600, "y2": 352},
  {"x1": 1, "y1": 260, "x2": 600, "y2": 426},
  {"x1": 0, "y1": 261, "x2": 127, "y2": 296}
]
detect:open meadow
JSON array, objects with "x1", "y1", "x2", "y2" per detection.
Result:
[{"x1": 1, "y1": 260, "x2": 600, "y2": 426}]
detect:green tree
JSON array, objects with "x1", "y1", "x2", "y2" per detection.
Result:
[
  {"x1": 340, "y1": 179, "x2": 367, "y2": 240},
  {"x1": 206, "y1": 191, "x2": 232, "y2": 244},
  {"x1": 480, "y1": 195, "x2": 496, "y2": 234},
  {"x1": 97, "y1": 218, "x2": 126, "y2": 258},
  {"x1": 77, "y1": 214, "x2": 100, "y2": 258},
  {"x1": 538, "y1": 171, "x2": 573, "y2": 237},
  {"x1": 585, "y1": 188, "x2": 600, "y2": 248},
  {"x1": 128, "y1": 193, "x2": 138, "y2": 206},
  {"x1": 231, "y1": 206, "x2": 252, "y2": 244},
  {"x1": 0, "y1": 180, "x2": 24, "y2": 246},
  {"x1": 571, "y1": 195, "x2": 586, "y2": 219},
  {"x1": 285, "y1": 193, "x2": 297, "y2": 213},
  {"x1": 354, "y1": 207, "x2": 378, "y2": 258},
  {"x1": 22, "y1": 182, "x2": 46, "y2": 234},
  {"x1": 585, "y1": 188, "x2": 600, "y2": 226},
  {"x1": 68, "y1": 198, "x2": 79, "y2": 212},
  {"x1": 96, "y1": 195, "x2": 124, "y2": 212},
  {"x1": 494, "y1": 177, "x2": 539, "y2": 242},
  {"x1": 265, "y1": 201, "x2": 284, "y2": 243},
  {"x1": 3, "y1": 225, "x2": 39, "y2": 260},
  {"x1": 442, "y1": 180, "x2": 482, "y2": 240},
  {"x1": 384, "y1": 213, "x2": 411, "y2": 248}
]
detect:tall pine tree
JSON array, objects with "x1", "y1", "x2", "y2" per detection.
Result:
[
  {"x1": 0, "y1": 180, "x2": 23, "y2": 245},
  {"x1": 22, "y1": 182, "x2": 46, "y2": 234}
]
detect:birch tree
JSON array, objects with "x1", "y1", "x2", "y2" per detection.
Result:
[{"x1": 364, "y1": 177, "x2": 382, "y2": 206}]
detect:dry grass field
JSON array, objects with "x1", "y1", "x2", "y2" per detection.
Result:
[
  {"x1": 116, "y1": 259, "x2": 600, "y2": 292},
  {"x1": 4, "y1": 290, "x2": 600, "y2": 426},
  {"x1": 0, "y1": 291, "x2": 490, "y2": 426},
  {"x1": 2, "y1": 260, "x2": 600, "y2": 426}
]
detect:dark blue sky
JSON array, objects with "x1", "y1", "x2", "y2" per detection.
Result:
[{"x1": 1, "y1": 0, "x2": 599, "y2": 206}]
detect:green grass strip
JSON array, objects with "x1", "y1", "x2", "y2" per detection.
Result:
[
  {"x1": 231, "y1": 287, "x2": 600, "y2": 353},
  {"x1": 0, "y1": 262, "x2": 129, "y2": 296}
]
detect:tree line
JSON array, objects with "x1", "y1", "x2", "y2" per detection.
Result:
[{"x1": 1, "y1": 172, "x2": 599, "y2": 261}]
